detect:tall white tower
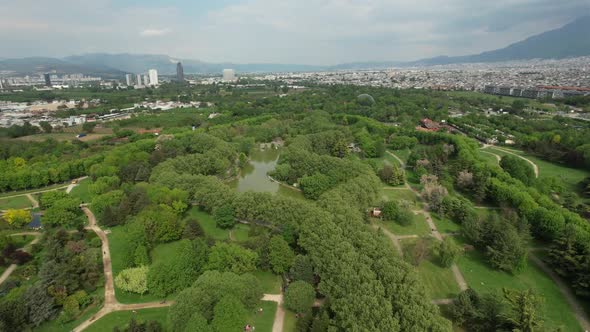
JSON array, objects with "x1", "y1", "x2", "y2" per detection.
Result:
[
  {"x1": 148, "y1": 69, "x2": 159, "y2": 86},
  {"x1": 136, "y1": 74, "x2": 142, "y2": 86},
  {"x1": 125, "y1": 74, "x2": 133, "y2": 86}
]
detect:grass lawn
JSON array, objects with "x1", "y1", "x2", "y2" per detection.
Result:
[
  {"x1": 187, "y1": 207, "x2": 229, "y2": 241},
  {"x1": 0, "y1": 183, "x2": 68, "y2": 198},
  {"x1": 85, "y1": 307, "x2": 169, "y2": 332},
  {"x1": 389, "y1": 149, "x2": 412, "y2": 163},
  {"x1": 457, "y1": 249, "x2": 581, "y2": 331},
  {"x1": 36, "y1": 289, "x2": 104, "y2": 332},
  {"x1": 0, "y1": 195, "x2": 33, "y2": 210},
  {"x1": 478, "y1": 150, "x2": 500, "y2": 166},
  {"x1": 233, "y1": 223, "x2": 251, "y2": 242},
  {"x1": 378, "y1": 212, "x2": 430, "y2": 236},
  {"x1": 108, "y1": 226, "x2": 173, "y2": 304},
  {"x1": 283, "y1": 309, "x2": 297, "y2": 332},
  {"x1": 151, "y1": 240, "x2": 184, "y2": 263},
  {"x1": 246, "y1": 301, "x2": 278, "y2": 332},
  {"x1": 487, "y1": 147, "x2": 589, "y2": 192},
  {"x1": 380, "y1": 189, "x2": 421, "y2": 209},
  {"x1": 431, "y1": 214, "x2": 461, "y2": 234},
  {"x1": 400, "y1": 238, "x2": 460, "y2": 299},
  {"x1": 69, "y1": 178, "x2": 94, "y2": 203},
  {"x1": 253, "y1": 270, "x2": 282, "y2": 294}
]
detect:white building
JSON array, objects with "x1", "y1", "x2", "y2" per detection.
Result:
[
  {"x1": 125, "y1": 74, "x2": 133, "y2": 86},
  {"x1": 143, "y1": 74, "x2": 149, "y2": 86},
  {"x1": 222, "y1": 69, "x2": 237, "y2": 82},
  {"x1": 136, "y1": 74, "x2": 142, "y2": 86},
  {"x1": 148, "y1": 69, "x2": 159, "y2": 86}
]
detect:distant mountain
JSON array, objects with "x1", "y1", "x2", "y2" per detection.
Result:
[
  {"x1": 411, "y1": 15, "x2": 590, "y2": 66},
  {"x1": 1, "y1": 16, "x2": 589, "y2": 76},
  {"x1": 0, "y1": 57, "x2": 125, "y2": 78}
]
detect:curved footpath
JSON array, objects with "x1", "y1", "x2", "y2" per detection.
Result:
[
  {"x1": 481, "y1": 145, "x2": 539, "y2": 178},
  {"x1": 0, "y1": 232, "x2": 42, "y2": 285}
]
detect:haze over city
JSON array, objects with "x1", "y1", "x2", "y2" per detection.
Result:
[{"x1": 2, "y1": 0, "x2": 590, "y2": 64}]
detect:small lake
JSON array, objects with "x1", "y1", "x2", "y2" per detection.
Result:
[{"x1": 228, "y1": 148, "x2": 304, "y2": 199}]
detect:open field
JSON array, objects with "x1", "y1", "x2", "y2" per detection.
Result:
[
  {"x1": 0, "y1": 183, "x2": 68, "y2": 198},
  {"x1": 431, "y1": 214, "x2": 461, "y2": 234},
  {"x1": 85, "y1": 307, "x2": 169, "y2": 332},
  {"x1": 247, "y1": 301, "x2": 278, "y2": 332},
  {"x1": 108, "y1": 226, "x2": 172, "y2": 304},
  {"x1": 378, "y1": 212, "x2": 430, "y2": 236},
  {"x1": 284, "y1": 309, "x2": 297, "y2": 332},
  {"x1": 379, "y1": 188, "x2": 421, "y2": 209},
  {"x1": 187, "y1": 207, "x2": 230, "y2": 241},
  {"x1": 389, "y1": 149, "x2": 412, "y2": 164},
  {"x1": 457, "y1": 249, "x2": 581, "y2": 331},
  {"x1": 0, "y1": 195, "x2": 33, "y2": 210},
  {"x1": 69, "y1": 178, "x2": 94, "y2": 203},
  {"x1": 401, "y1": 238, "x2": 460, "y2": 299},
  {"x1": 253, "y1": 270, "x2": 282, "y2": 294}
]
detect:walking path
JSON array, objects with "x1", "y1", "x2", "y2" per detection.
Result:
[
  {"x1": 386, "y1": 150, "x2": 406, "y2": 168},
  {"x1": 73, "y1": 207, "x2": 174, "y2": 332},
  {"x1": 0, "y1": 176, "x2": 88, "y2": 200},
  {"x1": 480, "y1": 150, "x2": 501, "y2": 163},
  {"x1": 0, "y1": 232, "x2": 42, "y2": 285},
  {"x1": 371, "y1": 223, "x2": 404, "y2": 255},
  {"x1": 481, "y1": 145, "x2": 539, "y2": 178},
  {"x1": 529, "y1": 253, "x2": 590, "y2": 332},
  {"x1": 262, "y1": 294, "x2": 285, "y2": 332},
  {"x1": 25, "y1": 194, "x2": 39, "y2": 209}
]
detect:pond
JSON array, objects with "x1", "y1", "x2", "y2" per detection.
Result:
[{"x1": 228, "y1": 148, "x2": 304, "y2": 200}]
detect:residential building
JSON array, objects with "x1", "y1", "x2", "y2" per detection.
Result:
[
  {"x1": 148, "y1": 69, "x2": 158, "y2": 86},
  {"x1": 136, "y1": 74, "x2": 142, "y2": 86},
  {"x1": 43, "y1": 73, "x2": 52, "y2": 87},
  {"x1": 143, "y1": 74, "x2": 149, "y2": 86},
  {"x1": 125, "y1": 74, "x2": 133, "y2": 86},
  {"x1": 222, "y1": 69, "x2": 236, "y2": 82}
]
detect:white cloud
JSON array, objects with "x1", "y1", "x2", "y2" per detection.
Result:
[{"x1": 140, "y1": 28, "x2": 171, "y2": 37}]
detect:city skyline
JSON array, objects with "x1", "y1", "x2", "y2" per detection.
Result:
[{"x1": 1, "y1": 1, "x2": 589, "y2": 65}]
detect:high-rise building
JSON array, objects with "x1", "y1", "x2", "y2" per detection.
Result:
[
  {"x1": 0, "y1": 79, "x2": 3, "y2": 90},
  {"x1": 148, "y1": 69, "x2": 158, "y2": 86},
  {"x1": 125, "y1": 74, "x2": 133, "y2": 86},
  {"x1": 176, "y1": 62, "x2": 184, "y2": 82},
  {"x1": 136, "y1": 74, "x2": 142, "y2": 86},
  {"x1": 222, "y1": 69, "x2": 236, "y2": 82},
  {"x1": 43, "y1": 73, "x2": 52, "y2": 87},
  {"x1": 143, "y1": 74, "x2": 149, "y2": 86}
]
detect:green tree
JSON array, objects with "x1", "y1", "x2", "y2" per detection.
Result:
[
  {"x1": 39, "y1": 121, "x2": 53, "y2": 133},
  {"x1": 214, "y1": 205, "x2": 235, "y2": 229},
  {"x1": 284, "y1": 281, "x2": 315, "y2": 314},
  {"x1": 290, "y1": 255, "x2": 314, "y2": 284},
  {"x1": 3, "y1": 209, "x2": 31, "y2": 227},
  {"x1": 502, "y1": 288, "x2": 543, "y2": 332},
  {"x1": 435, "y1": 237, "x2": 462, "y2": 268},
  {"x1": 115, "y1": 266, "x2": 149, "y2": 294},
  {"x1": 82, "y1": 122, "x2": 97, "y2": 133},
  {"x1": 207, "y1": 242, "x2": 258, "y2": 274},
  {"x1": 211, "y1": 296, "x2": 247, "y2": 332},
  {"x1": 183, "y1": 313, "x2": 209, "y2": 332},
  {"x1": 269, "y1": 235, "x2": 295, "y2": 274}
]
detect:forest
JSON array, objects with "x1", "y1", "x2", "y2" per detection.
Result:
[{"x1": 1, "y1": 83, "x2": 589, "y2": 331}]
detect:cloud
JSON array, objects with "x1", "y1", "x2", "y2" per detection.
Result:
[
  {"x1": 140, "y1": 28, "x2": 171, "y2": 37},
  {"x1": 0, "y1": 0, "x2": 588, "y2": 64}
]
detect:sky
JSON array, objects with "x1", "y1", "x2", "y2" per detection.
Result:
[{"x1": 0, "y1": 0, "x2": 589, "y2": 65}]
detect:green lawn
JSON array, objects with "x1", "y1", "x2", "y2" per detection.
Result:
[
  {"x1": 389, "y1": 149, "x2": 411, "y2": 164},
  {"x1": 11, "y1": 234, "x2": 35, "y2": 248},
  {"x1": 487, "y1": 147, "x2": 589, "y2": 192},
  {"x1": 151, "y1": 240, "x2": 184, "y2": 263},
  {"x1": 253, "y1": 270, "x2": 282, "y2": 294},
  {"x1": 85, "y1": 307, "x2": 169, "y2": 332},
  {"x1": 0, "y1": 183, "x2": 68, "y2": 198},
  {"x1": 377, "y1": 212, "x2": 430, "y2": 236},
  {"x1": 431, "y1": 214, "x2": 461, "y2": 234},
  {"x1": 233, "y1": 223, "x2": 251, "y2": 242},
  {"x1": 246, "y1": 301, "x2": 277, "y2": 332},
  {"x1": 478, "y1": 150, "x2": 500, "y2": 166},
  {"x1": 457, "y1": 249, "x2": 581, "y2": 331},
  {"x1": 369, "y1": 151, "x2": 403, "y2": 169},
  {"x1": 187, "y1": 207, "x2": 230, "y2": 241},
  {"x1": 108, "y1": 226, "x2": 172, "y2": 304},
  {"x1": 379, "y1": 189, "x2": 421, "y2": 209},
  {"x1": 284, "y1": 309, "x2": 297, "y2": 332},
  {"x1": 400, "y1": 238, "x2": 460, "y2": 299},
  {"x1": 0, "y1": 195, "x2": 32, "y2": 210},
  {"x1": 69, "y1": 178, "x2": 94, "y2": 203}
]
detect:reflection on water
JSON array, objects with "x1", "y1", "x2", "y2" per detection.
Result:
[{"x1": 228, "y1": 148, "x2": 303, "y2": 199}]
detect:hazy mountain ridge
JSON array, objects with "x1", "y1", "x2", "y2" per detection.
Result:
[{"x1": 1, "y1": 16, "x2": 589, "y2": 76}]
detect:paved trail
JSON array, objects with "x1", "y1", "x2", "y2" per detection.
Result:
[
  {"x1": 262, "y1": 294, "x2": 285, "y2": 332},
  {"x1": 73, "y1": 207, "x2": 173, "y2": 332},
  {"x1": 25, "y1": 194, "x2": 39, "y2": 208},
  {"x1": 0, "y1": 232, "x2": 42, "y2": 285},
  {"x1": 529, "y1": 253, "x2": 590, "y2": 332},
  {"x1": 482, "y1": 145, "x2": 539, "y2": 178}
]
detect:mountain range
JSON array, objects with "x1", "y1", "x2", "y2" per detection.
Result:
[{"x1": 1, "y1": 16, "x2": 589, "y2": 77}]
